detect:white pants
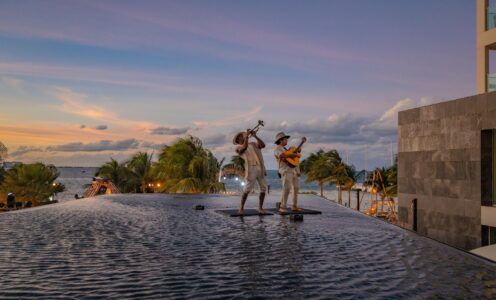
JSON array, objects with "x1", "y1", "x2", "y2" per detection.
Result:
[
  {"x1": 244, "y1": 165, "x2": 267, "y2": 193},
  {"x1": 280, "y1": 170, "x2": 299, "y2": 208}
]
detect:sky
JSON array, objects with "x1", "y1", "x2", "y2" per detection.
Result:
[{"x1": 0, "y1": 0, "x2": 475, "y2": 169}]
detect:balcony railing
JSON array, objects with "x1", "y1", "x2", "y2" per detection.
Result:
[
  {"x1": 488, "y1": 74, "x2": 496, "y2": 92},
  {"x1": 488, "y1": 6, "x2": 496, "y2": 30}
]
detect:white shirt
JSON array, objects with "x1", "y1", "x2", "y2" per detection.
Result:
[{"x1": 274, "y1": 145, "x2": 296, "y2": 174}]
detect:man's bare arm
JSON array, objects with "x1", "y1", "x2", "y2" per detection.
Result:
[{"x1": 253, "y1": 133, "x2": 265, "y2": 149}]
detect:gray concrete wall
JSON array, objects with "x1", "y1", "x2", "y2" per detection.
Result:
[{"x1": 397, "y1": 92, "x2": 496, "y2": 250}]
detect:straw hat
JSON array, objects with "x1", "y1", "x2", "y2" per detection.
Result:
[
  {"x1": 233, "y1": 132, "x2": 244, "y2": 145},
  {"x1": 274, "y1": 132, "x2": 290, "y2": 144}
]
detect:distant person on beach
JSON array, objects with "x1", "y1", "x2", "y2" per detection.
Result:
[
  {"x1": 274, "y1": 132, "x2": 303, "y2": 213},
  {"x1": 6, "y1": 193, "x2": 15, "y2": 209},
  {"x1": 233, "y1": 129, "x2": 267, "y2": 214}
]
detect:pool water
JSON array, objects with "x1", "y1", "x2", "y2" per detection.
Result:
[{"x1": 0, "y1": 194, "x2": 495, "y2": 299}]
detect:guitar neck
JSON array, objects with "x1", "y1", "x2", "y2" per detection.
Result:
[{"x1": 295, "y1": 139, "x2": 306, "y2": 152}]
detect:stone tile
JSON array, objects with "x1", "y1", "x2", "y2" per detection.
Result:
[
  {"x1": 465, "y1": 236, "x2": 480, "y2": 250},
  {"x1": 398, "y1": 177, "x2": 413, "y2": 194},
  {"x1": 474, "y1": 94, "x2": 488, "y2": 115},
  {"x1": 423, "y1": 179, "x2": 432, "y2": 196},
  {"x1": 487, "y1": 94, "x2": 496, "y2": 111},
  {"x1": 470, "y1": 180, "x2": 482, "y2": 200},
  {"x1": 447, "y1": 180, "x2": 464, "y2": 199},
  {"x1": 433, "y1": 162, "x2": 445, "y2": 179},
  {"x1": 442, "y1": 100, "x2": 458, "y2": 117},
  {"x1": 432, "y1": 150, "x2": 449, "y2": 162},
  {"x1": 464, "y1": 199, "x2": 480, "y2": 219},
  {"x1": 456, "y1": 97, "x2": 478, "y2": 116},
  {"x1": 450, "y1": 149, "x2": 470, "y2": 162},
  {"x1": 397, "y1": 161, "x2": 409, "y2": 178},
  {"x1": 420, "y1": 161, "x2": 436, "y2": 179},
  {"x1": 453, "y1": 215, "x2": 472, "y2": 235},
  {"x1": 411, "y1": 161, "x2": 421, "y2": 179},
  {"x1": 467, "y1": 161, "x2": 481, "y2": 181},
  {"x1": 453, "y1": 162, "x2": 468, "y2": 180},
  {"x1": 399, "y1": 108, "x2": 420, "y2": 126},
  {"x1": 420, "y1": 105, "x2": 437, "y2": 122},
  {"x1": 444, "y1": 161, "x2": 456, "y2": 179},
  {"x1": 431, "y1": 179, "x2": 445, "y2": 197},
  {"x1": 469, "y1": 147, "x2": 481, "y2": 161},
  {"x1": 481, "y1": 110, "x2": 496, "y2": 129},
  {"x1": 469, "y1": 114, "x2": 483, "y2": 131}
]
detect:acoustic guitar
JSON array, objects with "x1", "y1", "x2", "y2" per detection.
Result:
[{"x1": 283, "y1": 137, "x2": 307, "y2": 168}]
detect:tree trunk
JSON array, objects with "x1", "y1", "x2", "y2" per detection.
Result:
[
  {"x1": 348, "y1": 190, "x2": 351, "y2": 207},
  {"x1": 338, "y1": 183, "x2": 342, "y2": 205},
  {"x1": 320, "y1": 182, "x2": 323, "y2": 197}
]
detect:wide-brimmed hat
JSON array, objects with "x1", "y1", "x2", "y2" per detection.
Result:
[
  {"x1": 274, "y1": 132, "x2": 290, "y2": 144},
  {"x1": 233, "y1": 132, "x2": 244, "y2": 145}
]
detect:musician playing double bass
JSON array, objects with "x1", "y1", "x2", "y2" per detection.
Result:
[
  {"x1": 233, "y1": 127, "x2": 267, "y2": 215},
  {"x1": 274, "y1": 132, "x2": 306, "y2": 213}
]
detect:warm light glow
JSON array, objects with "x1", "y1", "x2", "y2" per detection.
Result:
[
  {"x1": 52, "y1": 182, "x2": 56, "y2": 186},
  {"x1": 156, "y1": 183, "x2": 161, "y2": 187}
]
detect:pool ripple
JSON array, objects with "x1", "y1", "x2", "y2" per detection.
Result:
[{"x1": 0, "y1": 194, "x2": 495, "y2": 299}]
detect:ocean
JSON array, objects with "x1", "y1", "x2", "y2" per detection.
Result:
[{"x1": 56, "y1": 167, "x2": 378, "y2": 212}]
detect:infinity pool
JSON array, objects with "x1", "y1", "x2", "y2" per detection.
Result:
[{"x1": 0, "y1": 194, "x2": 495, "y2": 299}]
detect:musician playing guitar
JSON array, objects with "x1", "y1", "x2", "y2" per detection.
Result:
[{"x1": 274, "y1": 132, "x2": 307, "y2": 213}]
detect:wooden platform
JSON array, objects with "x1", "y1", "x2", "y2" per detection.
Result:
[
  {"x1": 215, "y1": 209, "x2": 274, "y2": 217},
  {"x1": 266, "y1": 208, "x2": 322, "y2": 215}
]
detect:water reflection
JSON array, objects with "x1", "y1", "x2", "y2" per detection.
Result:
[{"x1": 0, "y1": 194, "x2": 494, "y2": 299}]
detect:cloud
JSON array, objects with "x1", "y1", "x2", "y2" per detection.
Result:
[
  {"x1": 80, "y1": 124, "x2": 108, "y2": 131},
  {"x1": 268, "y1": 113, "x2": 364, "y2": 136},
  {"x1": 141, "y1": 141, "x2": 168, "y2": 150},
  {"x1": 54, "y1": 87, "x2": 113, "y2": 120},
  {"x1": 46, "y1": 139, "x2": 140, "y2": 152},
  {"x1": 9, "y1": 146, "x2": 44, "y2": 157},
  {"x1": 1, "y1": 76, "x2": 23, "y2": 89},
  {"x1": 265, "y1": 113, "x2": 368, "y2": 144},
  {"x1": 362, "y1": 97, "x2": 441, "y2": 136},
  {"x1": 94, "y1": 125, "x2": 108, "y2": 131},
  {"x1": 149, "y1": 126, "x2": 189, "y2": 135},
  {"x1": 202, "y1": 133, "x2": 228, "y2": 147}
]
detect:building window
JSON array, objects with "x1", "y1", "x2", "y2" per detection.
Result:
[
  {"x1": 488, "y1": 49, "x2": 496, "y2": 92},
  {"x1": 482, "y1": 225, "x2": 496, "y2": 246},
  {"x1": 481, "y1": 130, "x2": 496, "y2": 206},
  {"x1": 488, "y1": 0, "x2": 496, "y2": 30}
]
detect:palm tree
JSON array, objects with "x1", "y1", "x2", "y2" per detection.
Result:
[
  {"x1": 301, "y1": 150, "x2": 338, "y2": 197},
  {"x1": 0, "y1": 141, "x2": 7, "y2": 165},
  {"x1": 0, "y1": 166, "x2": 5, "y2": 186},
  {"x1": 127, "y1": 152, "x2": 154, "y2": 193},
  {"x1": 0, "y1": 163, "x2": 65, "y2": 206},
  {"x1": 343, "y1": 164, "x2": 357, "y2": 208},
  {"x1": 221, "y1": 155, "x2": 245, "y2": 178},
  {"x1": 325, "y1": 160, "x2": 347, "y2": 205},
  {"x1": 154, "y1": 136, "x2": 225, "y2": 193},
  {"x1": 386, "y1": 159, "x2": 397, "y2": 197},
  {"x1": 96, "y1": 158, "x2": 133, "y2": 192}
]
